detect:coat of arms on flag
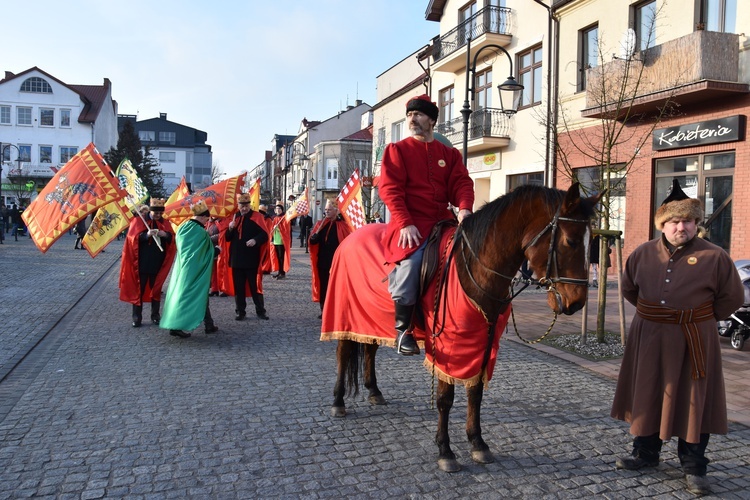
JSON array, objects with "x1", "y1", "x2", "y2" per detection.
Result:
[
  {"x1": 337, "y1": 169, "x2": 365, "y2": 230},
  {"x1": 22, "y1": 143, "x2": 128, "y2": 253},
  {"x1": 285, "y1": 187, "x2": 309, "y2": 221}
]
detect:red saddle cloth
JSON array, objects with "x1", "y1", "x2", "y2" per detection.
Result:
[{"x1": 320, "y1": 223, "x2": 510, "y2": 387}]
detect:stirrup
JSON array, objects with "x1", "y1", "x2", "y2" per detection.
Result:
[{"x1": 396, "y1": 331, "x2": 420, "y2": 356}]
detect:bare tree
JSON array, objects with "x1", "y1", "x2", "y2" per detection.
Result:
[{"x1": 210, "y1": 162, "x2": 225, "y2": 184}]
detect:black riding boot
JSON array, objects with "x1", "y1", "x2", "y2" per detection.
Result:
[
  {"x1": 132, "y1": 304, "x2": 142, "y2": 327},
  {"x1": 394, "y1": 303, "x2": 419, "y2": 356},
  {"x1": 253, "y1": 294, "x2": 269, "y2": 320},
  {"x1": 150, "y1": 300, "x2": 161, "y2": 325}
]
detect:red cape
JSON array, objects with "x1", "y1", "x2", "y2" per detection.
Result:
[
  {"x1": 269, "y1": 216, "x2": 291, "y2": 273},
  {"x1": 219, "y1": 211, "x2": 268, "y2": 296},
  {"x1": 309, "y1": 218, "x2": 353, "y2": 302},
  {"x1": 119, "y1": 216, "x2": 176, "y2": 304},
  {"x1": 320, "y1": 224, "x2": 510, "y2": 387}
]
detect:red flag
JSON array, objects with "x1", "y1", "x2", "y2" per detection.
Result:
[
  {"x1": 337, "y1": 169, "x2": 365, "y2": 231},
  {"x1": 22, "y1": 143, "x2": 127, "y2": 253},
  {"x1": 163, "y1": 173, "x2": 246, "y2": 223}
]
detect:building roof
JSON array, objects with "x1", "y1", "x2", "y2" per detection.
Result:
[
  {"x1": 425, "y1": 0, "x2": 448, "y2": 21},
  {"x1": 371, "y1": 74, "x2": 429, "y2": 111},
  {"x1": 342, "y1": 126, "x2": 373, "y2": 142},
  {"x1": 1, "y1": 66, "x2": 112, "y2": 124}
]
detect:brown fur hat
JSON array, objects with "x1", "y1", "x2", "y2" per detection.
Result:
[{"x1": 654, "y1": 179, "x2": 703, "y2": 230}]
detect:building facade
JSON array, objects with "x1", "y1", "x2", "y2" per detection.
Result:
[
  {"x1": 119, "y1": 113, "x2": 213, "y2": 194},
  {"x1": 0, "y1": 67, "x2": 118, "y2": 206},
  {"x1": 553, "y1": 0, "x2": 749, "y2": 260}
]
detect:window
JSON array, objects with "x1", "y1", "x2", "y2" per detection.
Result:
[
  {"x1": 518, "y1": 45, "x2": 543, "y2": 108},
  {"x1": 356, "y1": 159, "x2": 369, "y2": 172},
  {"x1": 18, "y1": 145, "x2": 31, "y2": 162},
  {"x1": 391, "y1": 120, "x2": 405, "y2": 143},
  {"x1": 2, "y1": 147, "x2": 9, "y2": 162},
  {"x1": 159, "y1": 131, "x2": 176, "y2": 145},
  {"x1": 20, "y1": 77, "x2": 52, "y2": 93},
  {"x1": 0, "y1": 105, "x2": 10, "y2": 125},
  {"x1": 702, "y1": 0, "x2": 736, "y2": 33},
  {"x1": 579, "y1": 24, "x2": 599, "y2": 92},
  {"x1": 159, "y1": 152, "x2": 176, "y2": 162},
  {"x1": 439, "y1": 86, "x2": 455, "y2": 123},
  {"x1": 39, "y1": 146, "x2": 52, "y2": 163},
  {"x1": 655, "y1": 152, "x2": 735, "y2": 250},
  {"x1": 634, "y1": 0, "x2": 656, "y2": 52},
  {"x1": 60, "y1": 109, "x2": 71, "y2": 127},
  {"x1": 575, "y1": 165, "x2": 627, "y2": 233},
  {"x1": 40, "y1": 108, "x2": 54, "y2": 127},
  {"x1": 17, "y1": 107, "x2": 32, "y2": 126},
  {"x1": 459, "y1": 2, "x2": 478, "y2": 44},
  {"x1": 508, "y1": 172, "x2": 544, "y2": 191},
  {"x1": 475, "y1": 69, "x2": 493, "y2": 109},
  {"x1": 60, "y1": 146, "x2": 78, "y2": 164},
  {"x1": 325, "y1": 158, "x2": 339, "y2": 189},
  {"x1": 139, "y1": 130, "x2": 155, "y2": 142}
]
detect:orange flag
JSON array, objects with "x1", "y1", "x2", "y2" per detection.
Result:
[
  {"x1": 336, "y1": 169, "x2": 365, "y2": 231},
  {"x1": 22, "y1": 143, "x2": 127, "y2": 253},
  {"x1": 247, "y1": 178, "x2": 261, "y2": 211},
  {"x1": 163, "y1": 173, "x2": 247, "y2": 222},
  {"x1": 164, "y1": 177, "x2": 192, "y2": 228},
  {"x1": 285, "y1": 187, "x2": 309, "y2": 222}
]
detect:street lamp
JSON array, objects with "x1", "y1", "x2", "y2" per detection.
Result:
[
  {"x1": 0, "y1": 143, "x2": 23, "y2": 207},
  {"x1": 460, "y1": 36, "x2": 524, "y2": 166},
  {"x1": 284, "y1": 140, "x2": 308, "y2": 204}
]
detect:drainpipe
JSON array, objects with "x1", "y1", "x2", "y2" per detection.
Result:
[{"x1": 533, "y1": 0, "x2": 559, "y2": 188}]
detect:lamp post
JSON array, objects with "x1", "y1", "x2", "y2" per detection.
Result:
[
  {"x1": 460, "y1": 36, "x2": 524, "y2": 167},
  {"x1": 285, "y1": 140, "x2": 308, "y2": 205},
  {"x1": 0, "y1": 143, "x2": 23, "y2": 207}
]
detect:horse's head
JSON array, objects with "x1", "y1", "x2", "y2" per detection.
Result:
[{"x1": 524, "y1": 183, "x2": 602, "y2": 315}]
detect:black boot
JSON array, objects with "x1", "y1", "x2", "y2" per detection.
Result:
[
  {"x1": 132, "y1": 304, "x2": 142, "y2": 327},
  {"x1": 150, "y1": 300, "x2": 161, "y2": 325},
  {"x1": 394, "y1": 303, "x2": 419, "y2": 356},
  {"x1": 253, "y1": 294, "x2": 269, "y2": 320}
]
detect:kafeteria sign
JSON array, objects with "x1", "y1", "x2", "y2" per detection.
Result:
[{"x1": 652, "y1": 115, "x2": 745, "y2": 151}]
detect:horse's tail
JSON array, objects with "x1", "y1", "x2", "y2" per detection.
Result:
[{"x1": 343, "y1": 342, "x2": 365, "y2": 398}]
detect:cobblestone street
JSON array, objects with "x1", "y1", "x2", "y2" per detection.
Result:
[{"x1": 1, "y1": 233, "x2": 749, "y2": 498}]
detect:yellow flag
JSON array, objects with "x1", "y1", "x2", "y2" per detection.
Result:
[{"x1": 248, "y1": 178, "x2": 261, "y2": 211}]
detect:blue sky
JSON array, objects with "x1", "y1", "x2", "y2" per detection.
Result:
[{"x1": 2, "y1": 0, "x2": 438, "y2": 177}]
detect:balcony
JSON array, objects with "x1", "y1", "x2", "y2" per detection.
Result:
[
  {"x1": 582, "y1": 30, "x2": 749, "y2": 120},
  {"x1": 436, "y1": 108, "x2": 511, "y2": 154},
  {"x1": 430, "y1": 6, "x2": 512, "y2": 74}
]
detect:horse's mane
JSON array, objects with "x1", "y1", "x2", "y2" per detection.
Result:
[{"x1": 461, "y1": 185, "x2": 565, "y2": 245}]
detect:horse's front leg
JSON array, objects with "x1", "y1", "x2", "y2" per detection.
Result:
[
  {"x1": 466, "y1": 383, "x2": 494, "y2": 464},
  {"x1": 436, "y1": 380, "x2": 460, "y2": 472},
  {"x1": 331, "y1": 340, "x2": 354, "y2": 417},
  {"x1": 363, "y1": 343, "x2": 386, "y2": 405}
]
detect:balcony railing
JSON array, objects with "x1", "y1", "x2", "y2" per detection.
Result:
[
  {"x1": 435, "y1": 108, "x2": 511, "y2": 147},
  {"x1": 432, "y1": 6, "x2": 512, "y2": 62}
]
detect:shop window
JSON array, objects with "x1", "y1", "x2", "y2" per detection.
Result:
[
  {"x1": 654, "y1": 151, "x2": 734, "y2": 250},
  {"x1": 508, "y1": 172, "x2": 543, "y2": 191}
]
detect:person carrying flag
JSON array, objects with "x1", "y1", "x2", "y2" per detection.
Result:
[
  {"x1": 379, "y1": 94, "x2": 474, "y2": 356},
  {"x1": 225, "y1": 193, "x2": 269, "y2": 321},
  {"x1": 119, "y1": 198, "x2": 176, "y2": 327},
  {"x1": 309, "y1": 199, "x2": 352, "y2": 318},
  {"x1": 270, "y1": 204, "x2": 291, "y2": 279}
]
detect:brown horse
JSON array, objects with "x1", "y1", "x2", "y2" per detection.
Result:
[{"x1": 321, "y1": 183, "x2": 601, "y2": 472}]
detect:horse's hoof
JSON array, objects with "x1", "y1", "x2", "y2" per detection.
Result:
[
  {"x1": 368, "y1": 395, "x2": 387, "y2": 405},
  {"x1": 331, "y1": 406, "x2": 346, "y2": 418},
  {"x1": 471, "y1": 449, "x2": 495, "y2": 464},
  {"x1": 437, "y1": 458, "x2": 461, "y2": 473}
]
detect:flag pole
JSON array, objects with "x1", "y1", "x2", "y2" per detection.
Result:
[{"x1": 124, "y1": 195, "x2": 164, "y2": 252}]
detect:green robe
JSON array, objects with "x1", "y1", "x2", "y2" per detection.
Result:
[{"x1": 160, "y1": 219, "x2": 213, "y2": 331}]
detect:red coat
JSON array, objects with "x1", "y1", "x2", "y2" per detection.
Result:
[
  {"x1": 119, "y1": 215, "x2": 176, "y2": 304},
  {"x1": 379, "y1": 136, "x2": 474, "y2": 263},
  {"x1": 269, "y1": 215, "x2": 291, "y2": 273}
]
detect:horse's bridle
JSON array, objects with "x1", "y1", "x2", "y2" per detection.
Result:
[{"x1": 457, "y1": 203, "x2": 591, "y2": 306}]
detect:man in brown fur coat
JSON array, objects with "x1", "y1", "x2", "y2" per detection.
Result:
[{"x1": 611, "y1": 179, "x2": 744, "y2": 495}]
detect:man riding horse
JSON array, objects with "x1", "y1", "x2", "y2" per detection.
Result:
[{"x1": 379, "y1": 94, "x2": 475, "y2": 356}]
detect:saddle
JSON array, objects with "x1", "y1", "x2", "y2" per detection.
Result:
[{"x1": 420, "y1": 219, "x2": 458, "y2": 298}]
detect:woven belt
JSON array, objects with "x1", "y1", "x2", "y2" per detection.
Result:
[{"x1": 635, "y1": 299, "x2": 714, "y2": 380}]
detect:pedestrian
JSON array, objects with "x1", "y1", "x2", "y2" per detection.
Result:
[
  {"x1": 299, "y1": 213, "x2": 313, "y2": 252},
  {"x1": 225, "y1": 193, "x2": 269, "y2": 321},
  {"x1": 372, "y1": 211, "x2": 384, "y2": 223},
  {"x1": 590, "y1": 233, "x2": 611, "y2": 287},
  {"x1": 118, "y1": 199, "x2": 176, "y2": 327},
  {"x1": 160, "y1": 200, "x2": 219, "y2": 338},
  {"x1": 73, "y1": 218, "x2": 87, "y2": 250},
  {"x1": 379, "y1": 94, "x2": 475, "y2": 355},
  {"x1": 309, "y1": 199, "x2": 352, "y2": 318},
  {"x1": 270, "y1": 204, "x2": 291, "y2": 279},
  {"x1": 9, "y1": 204, "x2": 21, "y2": 241},
  {"x1": 611, "y1": 179, "x2": 744, "y2": 496}
]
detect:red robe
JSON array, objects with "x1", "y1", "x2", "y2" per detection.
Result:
[
  {"x1": 260, "y1": 215, "x2": 273, "y2": 273},
  {"x1": 269, "y1": 215, "x2": 291, "y2": 273},
  {"x1": 119, "y1": 215, "x2": 176, "y2": 305},
  {"x1": 218, "y1": 211, "x2": 267, "y2": 295},
  {"x1": 309, "y1": 218, "x2": 352, "y2": 302},
  {"x1": 379, "y1": 136, "x2": 474, "y2": 263}
]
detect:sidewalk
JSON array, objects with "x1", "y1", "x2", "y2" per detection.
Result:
[{"x1": 507, "y1": 278, "x2": 750, "y2": 427}]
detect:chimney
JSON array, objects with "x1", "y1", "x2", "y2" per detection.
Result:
[
  {"x1": 355, "y1": 99, "x2": 362, "y2": 106},
  {"x1": 160, "y1": 113, "x2": 167, "y2": 120}
]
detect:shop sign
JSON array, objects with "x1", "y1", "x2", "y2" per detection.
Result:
[
  {"x1": 652, "y1": 115, "x2": 745, "y2": 151},
  {"x1": 467, "y1": 152, "x2": 500, "y2": 173}
]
